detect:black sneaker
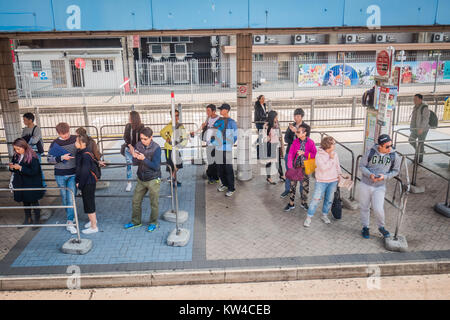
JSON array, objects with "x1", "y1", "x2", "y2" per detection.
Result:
[
  {"x1": 280, "y1": 190, "x2": 289, "y2": 198},
  {"x1": 361, "y1": 227, "x2": 370, "y2": 239},
  {"x1": 378, "y1": 227, "x2": 391, "y2": 238},
  {"x1": 300, "y1": 203, "x2": 309, "y2": 210},
  {"x1": 284, "y1": 203, "x2": 295, "y2": 212}
]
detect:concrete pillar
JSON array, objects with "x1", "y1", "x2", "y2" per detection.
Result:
[
  {"x1": 0, "y1": 39, "x2": 21, "y2": 157},
  {"x1": 236, "y1": 34, "x2": 253, "y2": 181}
]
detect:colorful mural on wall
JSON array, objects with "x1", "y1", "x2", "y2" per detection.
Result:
[{"x1": 297, "y1": 60, "x2": 449, "y2": 87}]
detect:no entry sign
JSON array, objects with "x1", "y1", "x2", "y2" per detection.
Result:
[
  {"x1": 237, "y1": 84, "x2": 248, "y2": 98},
  {"x1": 376, "y1": 50, "x2": 391, "y2": 77},
  {"x1": 74, "y1": 58, "x2": 86, "y2": 69}
]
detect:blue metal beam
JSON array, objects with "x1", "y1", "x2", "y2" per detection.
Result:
[{"x1": 0, "y1": 0, "x2": 448, "y2": 32}]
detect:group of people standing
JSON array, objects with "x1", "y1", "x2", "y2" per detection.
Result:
[
  {"x1": 254, "y1": 95, "x2": 401, "y2": 238},
  {"x1": 7, "y1": 92, "x2": 428, "y2": 240}
]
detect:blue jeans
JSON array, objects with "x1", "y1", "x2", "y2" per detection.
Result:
[
  {"x1": 307, "y1": 181, "x2": 338, "y2": 217},
  {"x1": 36, "y1": 153, "x2": 47, "y2": 188},
  {"x1": 284, "y1": 153, "x2": 302, "y2": 195},
  {"x1": 125, "y1": 147, "x2": 133, "y2": 180},
  {"x1": 55, "y1": 174, "x2": 76, "y2": 221}
]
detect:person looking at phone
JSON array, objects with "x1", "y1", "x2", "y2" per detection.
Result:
[
  {"x1": 358, "y1": 134, "x2": 401, "y2": 240},
  {"x1": 47, "y1": 122, "x2": 78, "y2": 234}
]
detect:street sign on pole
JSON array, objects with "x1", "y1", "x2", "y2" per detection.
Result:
[{"x1": 74, "y1": 58, "x2": 86, "y2": 69}]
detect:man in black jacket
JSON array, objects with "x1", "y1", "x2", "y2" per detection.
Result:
[
  {"x1": 124, "y1": 127, "x2": 162, "y2": 233},
  {"x1": 280, "y1": 108, "x2": 311, "y2": 198}
]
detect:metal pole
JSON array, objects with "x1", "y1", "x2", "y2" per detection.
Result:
[
  {"x1": 433, "y1": 53, "x2": 440, "y2": 94},
  {"x1": 411, "y1": 145, "x2": 419, "y2": 186},
  {"x1": 135, "y1": 60, "x2": 141, "y2": 104},
  {"x1": 70, "y1": 188, "x2": 82, "y2": 243},
  {"x1": 81, "y1": 69, "x2": 86, "y2": 106},
  {"x1": 351, "y1": 96, "x2": 356, "y2": 127},
  {"x1": 170, "y1": 92, "x2": 180, "y2": 234},
  {"x1": 190, "y1": 60, "x2": 193, "y2": 102},
  {"x1": 292, "y1": 58, "x2": 295, "y2": 99},
  {"x1": 310, "y1": 98, "x2": 315, "y2": 129},
  {"x1": 340, "y1": 54, "x2": 345, "y2": 97}
]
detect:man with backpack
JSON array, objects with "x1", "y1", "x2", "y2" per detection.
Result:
[
  {"x1": 409, "y1": 94, "x2": 434, "y2": 163},
  {"x1": 358, "y1": 134, "x2": 401, "y2": 240}
]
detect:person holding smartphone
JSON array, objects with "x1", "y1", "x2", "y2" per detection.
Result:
[{"x1": 358, "y1": 134, "x2": 401, "y2": 240}]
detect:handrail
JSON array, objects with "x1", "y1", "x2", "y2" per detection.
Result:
[{"x1": 0, "y1": 186, "x2": 82, "y2": 243}]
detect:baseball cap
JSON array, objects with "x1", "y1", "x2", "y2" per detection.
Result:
[
  {"x1": 378, "y1": 134, "x2": 392, "y2": 145},
  {"x1": 218, "y1": 103, "x2": 231, "y2": 111}
]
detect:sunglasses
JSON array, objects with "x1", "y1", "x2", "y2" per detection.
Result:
[{"x1": 383, "y1": 144, "x2": 393, "y2": 149}]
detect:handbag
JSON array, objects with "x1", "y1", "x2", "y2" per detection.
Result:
[
  {"x1": 120, "y1": 143, "x2": 127, "y2": 157},
  {"x1": 304, "y1": 153, "x2": 316, "y2": 175},
  {"x1": 331, "y1": 187, "x2": 342, "y2": 220},
  {"x1": 285, "y1": 154, "x2": 303, "y2": 181}
]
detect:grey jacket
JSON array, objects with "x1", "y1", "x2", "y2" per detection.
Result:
[
  {"x1": 360, "y1": 145, "x2": 401, "y2": 188},
  {"x1": 410, "y1": 103, "x2": 430, "y2": 132}
]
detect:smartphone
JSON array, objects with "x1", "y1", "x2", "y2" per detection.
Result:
[{"x1": 374, "y1": 175, "x2": 381, "y2": 179}]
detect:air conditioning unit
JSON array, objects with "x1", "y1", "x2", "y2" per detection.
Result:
[
  {"x1": 344, "y1": 34, "x2": 357, "y2": 43},
  {"x1": 433, "y1": 33, "x2": 444, "y2": 42},
  {"x1": 293, "y1": 34, "x2": 306, "y2": 44},
  {"x1": 375, "y1": 34, "x2": 387, "y2": 43},
  {"x1": 210, "y1": 36, "x2": 218, "y2": 46},
  {"x1": 175, "y1": 43, "x2": 187, "y2": 60},
  {"x1": 253, "y1": 35, "x2": 265, "y2": 45},
  {"x1": 210, "y1": 47, "x2": 217, "y2": 58},
  {"x1": 266, "y1": 37, "x2": 278, "y2": 44},
  {"x1": 162, "y1": 44, "x2": 170, "y2": 58},
  {"x1": 306, "y1": 35, "x2": 317, "y2": 43},
  {"x1": 149, "y1": 44, "x2": 162, "y2": 60}
]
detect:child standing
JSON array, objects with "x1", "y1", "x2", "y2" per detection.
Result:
[{"x1": 75, "y1": 134, "x2": 99, "y2": 234}]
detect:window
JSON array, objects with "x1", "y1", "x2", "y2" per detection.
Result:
[
  {"x1": 50, "y1": 60, "x2": 67, "y2": 88},
  {"x1": 104, "y1": 59, "x2": 114, "y2": 72},
  {"x1": 31, "y1": 60, "x2": 42, "y2": 72},
  {"x1": 253, "y1": 54, "x2": 263, "y2": 61},
  {"x1": 92, "y1": 60, "x2": 102, "y2": 72}
]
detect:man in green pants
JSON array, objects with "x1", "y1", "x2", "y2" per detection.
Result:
[{"x1": 124, "y1": 127, "x2": 162, "y2": 232}]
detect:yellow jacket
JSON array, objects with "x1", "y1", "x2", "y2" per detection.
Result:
[{"x1": 160, "y1": 122, "x2": 188, "y2": 151}]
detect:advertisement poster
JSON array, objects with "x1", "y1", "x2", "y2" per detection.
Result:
[
  {"x1": 297, "y1": 60, "x2": 450, "y2": 88},
  {"x1": 444, "y1": 61, "x2": 450, "y2": 80},
  {"x1": 364, "y1": 109, "x2": 378, "y2": 154},
  {"x1": 377, "y1": 86, "x2": 390, "y2": 125}
]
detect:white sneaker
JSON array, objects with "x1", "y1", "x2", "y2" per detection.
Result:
[
  {"x1": 217, "y1": 184, "x2": 228, "y2": 192},
  {"x1": 126, "y1": 182, "x2": 132, "y2": 192},
  {"x1": 321, "y1": 215, "x2": 331, "y2": 224},
  {"x1": 66, "y1": 221, "x2": 77, "y2": 234},
  {"x1": 225, "y1": 190, "x2": 234, "y2": 197},
  {"x1": 303, "y1": 216, "x2": 312, "y2": 227},
  {"x1": 82, "y1": 227, "x2": 98, "y2": 234},
  {"x1": 84, "y1": 221, "x2": 91, "y2": 229}
]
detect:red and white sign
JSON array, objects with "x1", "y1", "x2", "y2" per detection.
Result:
[
  {"x1": 74, "y1": 58, "x2": 86, "y2": 69},
  {"x1": 133, "y1": 35, "x2": 140, "y2": 48},
  {"x1": 237, "y1": 84, "x2": 248, "y2": 98},
  {"x1": 376, "y1": 50, "x2": 391, "y2": 77}
]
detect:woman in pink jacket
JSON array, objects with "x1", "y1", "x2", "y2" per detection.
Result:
[
  {"x1": 284, "y1": 123, "x2": 317, "y2": 212},
  {"x1": 304, "y1": 136, "x2": 343, "y2": 227}
]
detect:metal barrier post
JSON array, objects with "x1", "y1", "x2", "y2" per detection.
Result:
[
  {"x1": 0, "y1": 187, "x2": 92, "y2": 255},
  {"x1": 351, "y1": 96, "x2": 356, "y2": 127},
  {"x1": 83, "y1": 105, "x2": 90, "y2": 135},
  {"x1": 166, "y1": 92, "x2": 190, "y2": 247}
]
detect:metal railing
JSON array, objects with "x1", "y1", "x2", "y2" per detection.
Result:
[
  {"x1": 13, "y1": 55, "x2": 450, "y2": 106},
  {"x1": 0, "y1": 186, "x2": 83, "y2": 243}
]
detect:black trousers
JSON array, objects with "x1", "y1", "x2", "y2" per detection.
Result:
[
  {"x1": 256, "y1": 123, "x2": 264, "y2": 160},
  {"x1": 216, "y1": 151, "x2": 235, "y2": 192},
  {"x1": 206, "y1": 146, "x2": 219, "y2": 180},
  {"x1": 23, "y1": 201, "x2": 40, "y2": 221}
]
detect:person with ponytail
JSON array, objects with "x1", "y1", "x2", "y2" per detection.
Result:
[{"x1": 9, "y1": 138, "x2": 45, "y2": 229}]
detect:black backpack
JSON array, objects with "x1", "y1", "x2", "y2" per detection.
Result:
[
  {"x1": 23, "y1": 126, "x2": 44, "y2": 154},
  {"x1": 362, "y1": 87, "x2": 375, "y2": 107},
  {"x1": 421, "y1": 105, "x2": 438, "y2": 129},
  {"x1": 85, "y1": 152, "x2": 101, "y2": 181}
]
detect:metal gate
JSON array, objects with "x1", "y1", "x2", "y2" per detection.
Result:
[
  {"x1": 173, "y1": 62, "x2": 189, "y2": 84},
  {"x1": 149, "y1": 63, "x2": 167, "y2": 84}
]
